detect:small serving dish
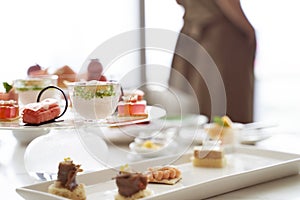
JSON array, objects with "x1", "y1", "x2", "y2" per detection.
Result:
[
  {"x1": 12, "y1": 129, "x2": 50, "y2": 145},
  {"x1": 129, "y1": 130, "x2": 177, "y2": 158}
]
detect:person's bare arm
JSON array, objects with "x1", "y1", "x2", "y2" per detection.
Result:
[{"x1": 215, "y1": 0, "x2": 255, "y2": 42}]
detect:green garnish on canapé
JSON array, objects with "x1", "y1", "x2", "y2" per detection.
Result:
[
  {"x1": 213, "y1": 116, "x2": 231, "y2": 127},
  {"x1": 3, "y1": 82, "x2": 13, "y2": 93},
  {"x1": 74, "y1": 84, "x2": 115, "y2": 100}
]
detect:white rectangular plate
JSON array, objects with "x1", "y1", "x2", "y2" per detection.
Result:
[{"x1": 16, "y1": 146, "x2": 300, "y2": 200}]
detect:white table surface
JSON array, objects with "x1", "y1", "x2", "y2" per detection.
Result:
[{"x1": 1, "y1": 128, "x2": 300, "y2": 200}]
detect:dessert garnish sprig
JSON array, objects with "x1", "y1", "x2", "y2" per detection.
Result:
[
  {"x1": 3, "y1": 82, "x2": 13, "y2": 93},
  {"x1": 213, "y1": 115, "x2": 232, "y2": 127},
  {"x1": 74, "y1": 84, "x2": 115, "y2": 100}
]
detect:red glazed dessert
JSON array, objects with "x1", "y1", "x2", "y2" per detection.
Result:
[
  {"x1": 0, "y1": 100, "x2": 19, "y2": 121},
  {"x1": 117, "y1": 89, "x2": 148, "y2": 117},
  {"x1": 22, "y1": 98, "x2": 61, "y2": 125}
]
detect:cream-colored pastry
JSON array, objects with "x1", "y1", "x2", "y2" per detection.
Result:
[{"x1": 192, "y1": 142, "x2": 226, "y2": 168}]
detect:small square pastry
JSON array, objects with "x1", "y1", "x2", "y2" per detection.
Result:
[
  {"x1": 117, "y1": 89, "x2": 148, "y2": 118},
  {"x1": 22, "y1": 98, "x2": 60, "y2": 125},
  {"x1": 0, "y1": 100, "x2": 19, "y2": 121},
  {"x1": 192, "y1": 141, "x2": 226, "y2": 168}
]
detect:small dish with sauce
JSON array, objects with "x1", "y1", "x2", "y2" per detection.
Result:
[{"x1": 129, "y1": 132, "x2": 176, "y2": 158}]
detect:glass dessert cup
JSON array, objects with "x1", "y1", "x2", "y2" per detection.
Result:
[
  {"x1": 204, "y1": 123, "x2": 242, "y2": 146},
  {"x1": 68, "y1": 80, "x2": 121, "y2": 123},
  {"x1": 14, "y1": 75, "x2": 58, "y2": 106}
]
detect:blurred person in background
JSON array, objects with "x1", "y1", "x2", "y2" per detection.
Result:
[{"x1": 169, "y1": 0, "x2": 256, "y2": 123}]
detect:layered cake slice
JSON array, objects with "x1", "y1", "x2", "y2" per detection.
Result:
[
  {"x1": 117, "y1": 89, "x2": 148, "y2": 118},
  {"x1": 192, "y1": 141, "x2": 226, "y2": 168},
  {"x1": 22, "y1": 98, "x2": 60, "y2": 125}
]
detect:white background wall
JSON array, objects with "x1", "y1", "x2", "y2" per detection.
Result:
[
  {"x1": 241, "y1": 0, "x2": 300, "y2": 130},
  {"x1": 0, "y1": 0, "x2": 140, "y2": 86}
]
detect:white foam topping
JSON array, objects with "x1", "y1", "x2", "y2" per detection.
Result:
[{"x1": 24, "y1": 98, "x2": 58, "y2": 111}]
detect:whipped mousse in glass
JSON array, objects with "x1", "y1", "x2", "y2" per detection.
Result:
[{"x1": 68, "y1": 80, "x2": 121, "y2": 122}]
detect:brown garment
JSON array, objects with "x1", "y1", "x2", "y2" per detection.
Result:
[{"x1": 169, "y1": 0, "x2": 256, "y2": 123}]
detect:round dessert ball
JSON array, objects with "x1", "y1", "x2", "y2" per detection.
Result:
[
  {"x1": 27, "y1": 64, "x2": 41, "y2": 75},
  {"x1": 87, "y1": 59, "x2": 103, "y2": 81},
  {"x1": 27, "y1": 64, "x2": 48, "y2": 76}
]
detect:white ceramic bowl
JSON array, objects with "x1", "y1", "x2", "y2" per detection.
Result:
[
  {"x1": 129, "y1": 141, "x2": 167, "y2": 158},
  {"x1": 68, "y1": 81, "x2": 121, "y2": 120},
  {"x1": 129, "y1": 136, "x2": 176, "y2": 158},
  {"x1": 12, "y1": 129, "x2": 50, "y2": 145}
]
